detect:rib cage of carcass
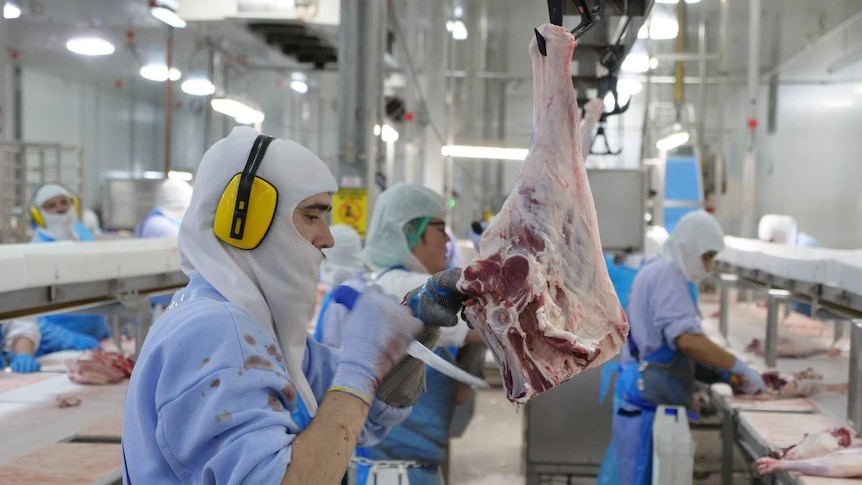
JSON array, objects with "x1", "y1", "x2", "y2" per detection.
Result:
[{"x1": 457, "y1": 24, "x2": 629, "y2": 405}]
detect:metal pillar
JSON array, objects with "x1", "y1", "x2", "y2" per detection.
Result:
[
  {"x1": 849, "y1": 320, "x2": 862, "y2": 435},
  {"x1": 0, "y1": 7, "x2": 7, "y2": 143},
  {"x1": 718, "y1": 273, "x2": 738, "y2": 341},
  {"x1": 422, "y1": 0, "x2": 448, "y2": 194},
  {"x1": 740, "y1": 0, "x2": 760, "y2": 238},
  {"x1": 765, "y1": 288, "x2": 790, "y2": 368}
]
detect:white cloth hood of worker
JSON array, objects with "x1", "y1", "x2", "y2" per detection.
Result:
[
  {"x1": 364, "y1": 182, "x2": 447, "y2": 272},
  {"x1": 32, "y1": 183, "x2": 80, "y2": 241},
  {"x1": 156, "y1": 179, "x2": 194, "y2": 220},
  {"x1": 758, "y1": 214, "x2": 798, "y2": 245},
  {"x1": 662, "y1": 211, "x2": 725, "y2": 284},
  {"x1": 178, "y1": 126, "x2": 337, "y2": 416},
  {"x1": 321, "y1": 224, "x2": 365, "y2": 289}
]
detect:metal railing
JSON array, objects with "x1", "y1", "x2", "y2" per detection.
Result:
[{"x1": 0, "y1": 142, "x2": 84, "y2": 243}]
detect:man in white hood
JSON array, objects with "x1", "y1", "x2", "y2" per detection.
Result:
[
  {"x1": 30, "y1": 183, "x2": 94, "y2": 242},
  {"x1": 135, "y1": 178, "x2": 194, "y2": 239},
  {"x1": 603, "y1": 210, "x2": 765, "y2": 485},
  {"x1": 122, "y1": 128, "x2": 465, "y2": 484}
]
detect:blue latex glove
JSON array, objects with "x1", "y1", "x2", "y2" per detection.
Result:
[
  {"x1": 11, "y1": 354, "x2": 41, "y2": 373},
  {"x1": 403, "y1": 268, "x2": 468, "y2": 327},
  {"x1": 0, "y1": 351, "x2": 6, "y2": 370},
  {"x1": 37, "y1": 320, "x2": 102, "y2": 356},
  {"x1": 329, "y1": 286, "x2": 423, "y2": 405},
  {"x1": 730, "y1": 358, "x2": 765, "y2": 394}
]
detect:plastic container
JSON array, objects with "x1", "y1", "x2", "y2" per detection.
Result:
[{"x1": 652, "y1": 405, "x2": 696, "y2": 485}]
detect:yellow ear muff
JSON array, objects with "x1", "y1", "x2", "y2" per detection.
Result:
[
  {"x1": 30, "y1": 206, "x2": 45, "y2": 228},
  {"x1": 71, "y1": 196, "x2": 80, "y2": 216},
  {"x1": 213, "y1": 135, "x2": 278, "y2": 250}
]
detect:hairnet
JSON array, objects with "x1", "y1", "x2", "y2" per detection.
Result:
[
  {"x1": 320, "y1": 224, "x2": 365, "y2": 289},
  {"x1": 32, "y1": 183, "x2": 73, "y2": 208},
  {"x1": 364, "y1": 182, "x2": 447, "y2": 271},
  {"x1": 404, "y1": 217, "x2": 432, "y2": 251},
  {"x1": 156, "y1": 179, "x2": 194, "y2": 220},
  {"x1": 758, "y1": 214, "x2": 797, "y2": 245},
  {"x1": 178, "y1": 126, "x2": 337, "y2": 417},
  {"x1": 662, "y1": 211, "x2": 725, "y2": 283}
]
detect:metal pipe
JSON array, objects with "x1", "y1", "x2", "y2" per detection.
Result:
[
  {"x1": 827, "y1": 43, "x2": 862, "y2": 74},
  {"x1": 849, "y1": 320, "x2": 862, "y2": 435},
  {"x1": 164, "y1": 26, "x2": 175, "y2": 174},
  {"x1": 696, "y1": 20, "x2": 707, "y2": 164},
  {"x1": 672, "y1": 1, "x2": 685, "y2": 108},
  {"x1": 715, "y1": 0, "x2": 728, "y2": 215},
  {"x1": 740, "y1": 0, "x2": 760, "y2": 238},
  {"x1": 337, "y1": 0, "x2": 361, "y2": 169},
  {"x1": 765, "y1": 289, "x2": 790, "y2": 368},
  {"x1": 718, "y1": 274, "x2": 738, "y2": 341}
]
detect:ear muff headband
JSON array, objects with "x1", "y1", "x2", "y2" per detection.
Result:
[
  {"x1": 30, "y1": 191, "x2": 80, "y2": 228},
  {"x1": 214, "y1": 135, "x2": 278, "y2": 250}
]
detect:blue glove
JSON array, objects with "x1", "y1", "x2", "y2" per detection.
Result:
[
  {"x1": 0, "y1": 351, "x2": 6, "y2": 370},
  {"x1": 37, "y1": 319, "x2": 102, "y2": 356},
  {"x1": 731, "y1": 358, "x2": 765, "y2": 394},
  {"x1": 329, "y1": 285, "x2": 423, "y2": 405},
  {"x1": 69, "y1": 333, "x2": 101, "y2": 351},
  {"x1": 404, "y1": 268, "x2": 468, "y2": 327},
  {"x1": 11, "y1": 354, "x2": 41, "y2": 373}
]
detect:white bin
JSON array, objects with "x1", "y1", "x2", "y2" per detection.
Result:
[{"x1": 652, "y1": 405, "x2": 696, "y2": 485}]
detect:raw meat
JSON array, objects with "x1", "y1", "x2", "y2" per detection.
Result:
[
  {"x1": 779, "y1": 427, "x2": 853, "y2": 460},
  {"x1": 66, "y1": 350, "x2": 135, "y2": 385},
  {"x1": 457, "y1": 23, "x2": 628, "y2": 404},
  {"x1": 756, "y1": 448, "x2": 862, "y2": 478},
  {"x1": 746, "y1": 337, "x2": 841, "y2": 358},
  {"x1": 760, "y1": 368, "x2": 847, "y2": 398},
  {"x1": 56, "y1": 393, "x2": 82, "y2": 408}
]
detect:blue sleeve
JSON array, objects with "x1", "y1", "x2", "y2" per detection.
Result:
[
  {"x1": 157, "y1": 366, "x2": 296, "y2": 484},
  {"x1": 650, "y1": 272, "x2": 703, "y2": 350},
  {"x1": 302, "y1": 336, "x2": 412, "y2": 447}
]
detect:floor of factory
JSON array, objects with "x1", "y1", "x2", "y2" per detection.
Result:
[{"x1": 449, "y1": 388, "x2": 754, "y2": 485}]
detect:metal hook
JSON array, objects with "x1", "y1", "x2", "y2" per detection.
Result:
[
  {"x1": 589, "y1": 119, "x2": 621, "y2": 155},
  {"x1": 536, "y1": 0, "x2": 602, "y2": 56}
]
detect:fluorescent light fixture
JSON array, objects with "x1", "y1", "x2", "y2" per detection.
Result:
[
  {"x1": 151, "y1": 5, "x2": 187, "y2": 28},
  {"x1": 140, "y1": 64, "x2": 181, "y2": 82},
  {"x1": 656, "y1": 124, "x2": 690, "y2": 151},
  {"x1": 143, "y1": 171, "x2": 164, "y2": 179},
  {"x1": 66, "y1": 37, "x2": 115, "y2": 56},
  {"x1": 211, "y1": 97, "x2": 265, "y2": 124},
  {"x1": 622, "y1": 54, "x2": 651, "y2": 73},
  {"x1": 642, "y1": 18, "x2": 679, "y2": 40},
  {"x1": 181, "y1": 78, "x2": 216, "y2": 96},
  {"x1": 453, "y1": 6, "x2": 463, "y2": 17},
  {"x1": 823, "y1": 97, "x2": 854, "y2": 108},
  {"x1": 167, "y1": 170, "x2": 193, "y2": 181},
  {"x1": 290, "y1": 80, "x2": 308, "y2": 93},
  {"x1": 441, "y1": 145, "x2": 529, "y2": 161},
  {"x1": 373, "y1": 124, "x2": 381, "y2": 136},
  {"x1": 446, "y1": 19, "x2": 468, "y2": 40},
  {"x1": 4, "y1": 3, "x2": 21, "y2": 19},
  {"x1": 381, "y1": 124, "x2": 399, "y2": 142}
]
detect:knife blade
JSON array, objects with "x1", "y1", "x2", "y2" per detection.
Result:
[{"x1": 406, "y1": 340, "x2": 490, "y2": 389}]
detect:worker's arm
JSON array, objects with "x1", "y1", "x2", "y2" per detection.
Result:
[
  {"x1": 675, "y1": 333, "x2": 735, "y2": 370},
  {"x1": 281, "y1": 392, "x2": 370, "y2": 484}
]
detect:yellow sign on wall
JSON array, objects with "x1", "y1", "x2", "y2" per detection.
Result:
[{"x1": 331, "y1": 188, "x2": 368, "y2": 237}]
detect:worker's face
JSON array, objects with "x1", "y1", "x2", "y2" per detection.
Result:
[
  {"x1": 41, "y1": 195, "x2": 72, "y2": 215},
  {"x1": 412, "y1": 219, "x2": 450, "y2": 273},
  {"x1": 701, "y1": 251, "x2": 717, "y2": 273},
  {"x1": 292, "y1": 193, "x2": 334, "y2": 250}
]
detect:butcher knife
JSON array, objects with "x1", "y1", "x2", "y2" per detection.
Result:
[{"x1": 406, "y1": 341, "x2": 490, "y2": 389}]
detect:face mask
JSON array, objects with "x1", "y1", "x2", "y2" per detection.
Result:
[{"x1": 41, "y1": 211, "x2": 77, "y2": 240}]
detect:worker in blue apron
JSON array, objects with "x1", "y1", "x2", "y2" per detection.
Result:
[
  {"x1": 598, "y1": 211, "x2": 766, "y2": 485},
  {"x1": 135, "y1": 179, "x2": 193, "y2": 239},
  {"x1": 757, "y1": 214, "x2": 820, "y2": 316}
]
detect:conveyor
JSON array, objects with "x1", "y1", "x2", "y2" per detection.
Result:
[{"x1": 705, "y1": 236, "x2": 862, "y2": 484}]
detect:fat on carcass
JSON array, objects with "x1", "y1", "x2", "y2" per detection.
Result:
[
  {"x1": 757, "y1": 448, "x2": 862, "y2": 478},
  {"x1": 779, "y1": 427, "x2": 853, "y2": 460},
  {"x1": 457, "y1": 23, "x2": 628, "y2": 404}
]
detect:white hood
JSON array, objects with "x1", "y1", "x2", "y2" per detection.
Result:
[
  {"x1": 758, "y1": 214, "x2": 797, "y2": 245},
  {"x1": 662, "y1": 211, "x2": 725, "y2": 284},
  {"x1": 320, "y1": 224, "x2": 365, "y2": 289},
  {"x1": 156, "y1": 179, "x2": 194, "y2": 220},
  {"x1": 178, "y1": 126, "x2": 337, "y2": 416},
  {"x1": 32, "y1": 183, "x2": 80, "y2": 241}
]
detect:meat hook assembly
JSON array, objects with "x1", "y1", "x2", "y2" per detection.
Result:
[{"x1": 535, "y1": 0, "x2": 602, "y2": 56}]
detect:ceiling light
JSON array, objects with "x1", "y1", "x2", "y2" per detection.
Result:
[
  {"x1": 181, "y1": 78, "x2": 216, "y2": 96},
  {"x1": 211, "y1": 97, "x2": 265, "y2": 124},
  {"x1": 150, "y1": 5, "x2": 187, "y2": 29},
  {"x1": 453, "y1": 6, "x2": 463, "y2": 17},
  {"x1": 642, "y1": 17, "x2": 679, "y2": 40},
  {"x1": 656, "y1": 123, "x2": 690, "y2": 151},
  {"x1": 446, "y1": 19, "x2": 468, "y2": 41},
  {"x1": 4, "y1": 3, "x2": 21, "y2": 19},
  {"x1": 622, "y1": 54, "x2": 651, "y2": 73},
  {"x1": 381, "y1": 124, "x2": 399, "y2": 142},
  {"x1": 823, "y1": 97, "x2": 854, "y2": 108},
  {"x1": 66, "y1": 37, "x2": 115, "y2": 56},
  {"x1": 143, "y1": 171, "x2": 164, "y2": 179},
  {"x1": 441, "y1": 145, "x2": 529, "y2": 161},
  {"x1": 290, "y1": 80, "x2": 308, "y2": 93},
  {"x1": 140, "y1": 64, "x2": 181, "y2": 82}
]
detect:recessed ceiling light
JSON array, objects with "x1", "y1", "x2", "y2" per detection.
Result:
[
  {"x1": 140, "y1": 64, "x2": 181, "y2": 82},
  {"x1": 66, "y1": 37, "x2": 115, "y2": 56}
]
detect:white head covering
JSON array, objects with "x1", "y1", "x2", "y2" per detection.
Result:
[
  {"x1": 156, "y1": 179, "x2": 194, "y2": 220},
  {"x1": 320, "y1": 224, "x2": 365, "y2": 289},
  {"x1": 178, "y1": 126, "x2": 337, "y2": 416},
  {"x1": 758, "y1": 214, "x2": 798, "y2": 245},
  {"x1": 644, "y1": 225, "x2": 670, "y2": 259},
  {"x1": 364, "y1": 182, "x2": 447, "y2": 272},
  {"x1": 32, "y1": 183, "x2": 80, "y2": 241},
  {"x1": 662, "y1": 211, "x2": 725, "y2": 284}
]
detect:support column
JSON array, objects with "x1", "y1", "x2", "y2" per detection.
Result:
[
  {"x1": 718, "y1": 274, "x2": 738, "y2": 341},
  {"x1": 849, "y1": 320, "x2": 862, "y2": 435},
  {"x1": 740, "y1": 0, "x2": 760, "y2": 237},
  {"x1": 422, "y1": 0, "x2": 448, "y2": 194},
  {"x1": 765, "y1": 288, "x2": 790, "y2": 368}
]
